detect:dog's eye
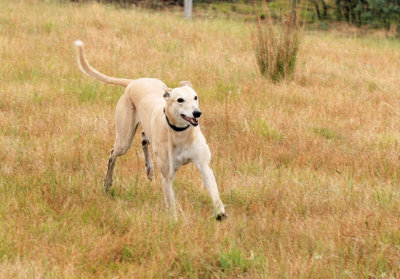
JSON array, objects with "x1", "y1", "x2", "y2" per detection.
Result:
[
  {"x1": 194, "y1": 96, "x2": 198, "y2": 100},
  {"x1": 177, "y1": 98, "x2": 184, "y2": 103}
]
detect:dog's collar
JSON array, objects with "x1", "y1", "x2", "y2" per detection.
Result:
[{"x1": 163, "y1": 108, "x2": 190, "y2": 132}]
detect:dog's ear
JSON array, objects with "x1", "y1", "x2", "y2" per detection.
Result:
[
  {"x1": 179, "y1": 81, "x2": 192, "y2": 88},
  {"x1": 163, "y1": 88, "x2": 172, "y2": 99}
]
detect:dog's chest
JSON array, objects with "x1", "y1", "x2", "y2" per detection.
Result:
[{"x1": 172, "y1": 147, "x2": 191, "y2": 169}]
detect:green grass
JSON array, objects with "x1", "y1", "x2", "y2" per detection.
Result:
[{"x1": 312, "y1": 127, "x2": 340, "y2": 140}]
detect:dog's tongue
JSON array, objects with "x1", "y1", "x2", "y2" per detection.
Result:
[{"x1": 183, "y1": 115, "x2": 198, "y2": 125}]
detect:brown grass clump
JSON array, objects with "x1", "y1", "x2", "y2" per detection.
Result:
[{"x1": 254, "y1": 0, "x2": 302, "y2": 82}]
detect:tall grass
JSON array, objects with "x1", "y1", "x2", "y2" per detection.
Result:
[
  {"x1": 1, "y1": 0, "x2": 400, "y2": 277},
  {"x1": 254, "y1": 0, "x2": 302, "y2": 82}
]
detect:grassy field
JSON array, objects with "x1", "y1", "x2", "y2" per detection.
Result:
[{"x1": 1, "y1": 0, "x2": 400, "y2": 277}]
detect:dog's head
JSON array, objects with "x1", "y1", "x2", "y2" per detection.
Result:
[{"x1": 164, "y1": 81, "x2": 202, "y2": 127}]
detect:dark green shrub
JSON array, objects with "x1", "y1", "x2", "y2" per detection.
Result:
[{"x1": 335, "y1": 0, "x2": 400, "y2": 29}]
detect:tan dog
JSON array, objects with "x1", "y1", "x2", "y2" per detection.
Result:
[{"x1": 74, "y1": 41, "x2": 226, "y2": 220}]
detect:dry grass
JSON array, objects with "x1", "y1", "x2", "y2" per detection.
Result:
[
  {"x1": 1, "y1": 0, "x2": 400, "y2": 277},
  {"x1": 254, "y1": 0, "x2": 302, "y2": 82}
]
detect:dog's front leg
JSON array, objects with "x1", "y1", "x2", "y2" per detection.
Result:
[
  {"x1": 194, "y1": 161, "x2": 226, "y2": 221},
  {"x1": 154, "y1": 143, "x2": 178, "y2": 220},
  {"x1": 157, "y1": 153, "x2": 177, "y2": 219},
  {"x1": 160, "y1": 174, "x2": 177, "y2": 220}
]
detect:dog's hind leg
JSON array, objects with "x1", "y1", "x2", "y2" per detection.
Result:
[
  {"x1": 104, "y1": 148, "x2": 117, "y2": 192},
  {"x1": 103, "y1": 94, "x2": 138, "y2": 192},
  {"x1": 141, "y1": 131, "x2": 154, "y2": 181}
]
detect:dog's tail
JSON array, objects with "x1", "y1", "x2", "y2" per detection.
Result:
[{"x1": 74, "y1": 40, "x2": 132, "y2": 87}]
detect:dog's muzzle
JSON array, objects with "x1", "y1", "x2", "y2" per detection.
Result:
[{"x1": 181, "y1": 111, "x2": 201, "y2": 126}]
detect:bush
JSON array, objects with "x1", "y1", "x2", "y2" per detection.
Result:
[
  {"x1": 335, "y1": 0, "x2": 400, "y2": 29},
  {"x1": 253, "y1": 0, "x2": 302, "y2": 82}
]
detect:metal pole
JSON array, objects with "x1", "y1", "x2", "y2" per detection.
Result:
[{"x1": 184, "y1": 0, "x2": 192, "y2": 19}]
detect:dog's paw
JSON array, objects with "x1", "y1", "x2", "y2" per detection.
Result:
[
  {"x1": 145, "y1": 165, "x2": 154, "y2": 181},
  {"x1": 103, "y1": 179, "x2": 113, "y2": 193},
  {"x1": 216, "y1": 213, "x2": 227, "y2": 221}
]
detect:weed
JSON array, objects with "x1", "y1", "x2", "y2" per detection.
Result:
[
  {"x1": 253, "y1": 0, "x2": 302, "y2": 82},
  {"x1": 313, "y1": 127, "x2": 340, "y2": 140}
]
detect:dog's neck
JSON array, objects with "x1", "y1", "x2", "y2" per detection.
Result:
[{"x1": 163, "y1": 107, "x2": 190, "y2": 132}]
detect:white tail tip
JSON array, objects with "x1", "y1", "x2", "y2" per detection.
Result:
[{"x1": 74, "y1": 40, "x2": 84, "y2": 47}]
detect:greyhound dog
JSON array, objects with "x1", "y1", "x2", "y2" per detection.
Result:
[{"x1": 74, "y1": 41, "x2": 226, "y2": 220}]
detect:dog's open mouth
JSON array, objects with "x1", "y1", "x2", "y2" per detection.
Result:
[{"x1": 181, "y1": 114, "x2": 199, "y2": 126}]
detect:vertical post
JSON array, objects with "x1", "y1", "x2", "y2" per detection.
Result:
[{"x1": 184, "y1": 0, "x2": 192, "y2": 19}]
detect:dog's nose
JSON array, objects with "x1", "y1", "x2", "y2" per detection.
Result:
[{"x1": 193, "y1": 110, "x2": 202, "y2": 118}]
